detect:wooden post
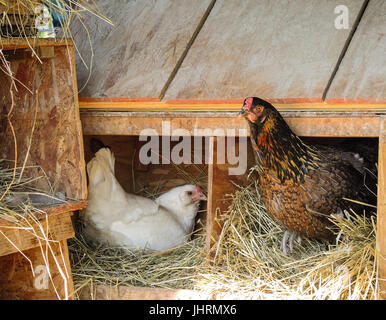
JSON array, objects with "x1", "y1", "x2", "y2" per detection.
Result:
[
  {"x1": 377, "y1": 116, "x2": 386, "y2": 299},
  {"x1": 206, "y1": 136, "x2": 254, "y2": 255}
]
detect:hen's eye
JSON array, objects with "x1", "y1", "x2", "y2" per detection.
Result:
[{"x1": 187, "y1": 191, "x2": 193, "y2": 196}]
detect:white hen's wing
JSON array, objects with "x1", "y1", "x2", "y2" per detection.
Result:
[
  {"x1": 110, "y1": 207, "x2": 188, "y2": 251},
  {"x1": 86, "y1": 148, "x2": 159, "y2": 225},
  {"x1": 122, "y1": 193, "x2": 159, "y2": 222}
]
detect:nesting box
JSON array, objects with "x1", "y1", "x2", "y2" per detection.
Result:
[
  {"x1": 0, "y1": 39, "x2": 87, "y2": 299},
  {"x1": 77, "y1": 99, "x2": 385, "y2": 299}
]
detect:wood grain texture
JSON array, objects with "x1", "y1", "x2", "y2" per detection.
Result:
[
  {"x1": 70, "y1": 0, "x2": 212, "y2": 98},
  {"x1": 0, "y1": 45, "x2": 87, "y2": 200},
  {"x1": 206, "y1": 137, "x2": 254, "y2": 253},
  {"x1": 78, "y1": 285, "x2": 207, "y2": 300},
  {"x1": 0, "y1": 239, "x2": 74, "y2": 300},
  {"x1": 80, "y1": 111, "x2": 381, "y2": 138},
  {"x1": 79, "y1": 99, "x2": 386, "y2": 111},
  {"x1": 0, "y1": 212, "x2": 74, "y2": 257},
  {"x1": 326, "y1": 0, "x2": 386, "y2": 102},
  {"x1": 0, "y1": 38, "x2": 70, "y2": 51},
  {"x1": 164, "y1": 0, "x2": 363, "y2": 100},
  {"x1": 377, "y1": 116, "x2": 386, "y2": 299}
]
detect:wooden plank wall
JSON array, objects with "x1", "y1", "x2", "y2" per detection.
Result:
[
  {"x1": 326, "y1": 0, "x2": 386, "y2": 102},
  {"x1": 69, "y1": 0, "x2": 212, "y2": 98},
  {"x1": 70, "y1": 0, "x2": 384, "y2": 103},
  {"x1": 164, "y1": 0, "x2": 363, "y2": 100}
]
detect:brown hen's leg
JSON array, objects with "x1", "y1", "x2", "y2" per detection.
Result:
[{"x1": 280, "y1": 230, "x2": 301, "y2": 255}]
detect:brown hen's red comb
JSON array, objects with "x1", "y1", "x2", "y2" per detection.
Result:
[{"x1": 244, "y1": 97, "x2": 253, "y2": 111}]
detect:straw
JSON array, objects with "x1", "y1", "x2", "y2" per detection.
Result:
[
  {"x1": 0, "y1": 160, "x2": 72, "y2": 299},
  {"x1": 193, "y1": 181, "x2": 378, "y2": 300}
]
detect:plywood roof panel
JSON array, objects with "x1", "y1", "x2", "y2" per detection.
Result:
[
  {"x1": 164, "y1": 0, "x2": 364, "y2": 101},
  {"x1": 326, "y1": 0, "x2": 386, "y2": 102},
  {"x1": 71, "y1": 0, "x2": 212, "y2": 98}
]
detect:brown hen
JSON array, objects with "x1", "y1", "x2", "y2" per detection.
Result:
[{"x1": 240, "y1": 97, "x2": 376, "y2": 254}]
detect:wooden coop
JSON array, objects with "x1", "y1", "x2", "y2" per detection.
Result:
[{"x1": 0, "y1": 0, "x2": 385, "y2": 300}]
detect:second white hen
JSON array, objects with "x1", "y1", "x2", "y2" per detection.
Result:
[{"x1": 82, "y1": 144, "x2": 204, "y2": 251}]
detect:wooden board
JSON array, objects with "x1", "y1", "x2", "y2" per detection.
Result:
[
  {"x1": 0, "y1": 239, "x2": 74, "y2": 300},
  {"x1": 326, "y1": 0, "x2": 386, "y2": 102},
  {"x1": 0, "y1": 200, "x2": 86, "y2": 256},
  {"x1": 0, "y1": 211, "x2": 74, "y2": 257},
  {"x1": 164, "y1": 0, "x2": 363, "y2": 100},
  {"x1": 0, "y1": 38, "x2": 70, "y2": 51},
  {"x1": 78, "y1": 284, "x2": 207, "y2": 300},
  {"x1": 206, "y1": 137, "x2": 255, "y2": 253},
  {"x1": 377, "y1": 116, "x2": 386, "y2": 299},
  {"x1": 79, "y1": 98, "x2": 386, "y2": 111},
  {"x1": 0, "y1": 44, "x2": 87, "y2": 200},
  {"x1": 80, "y1": 111, "x2": 382, "y2": 138},
  {"x1": 70, "y1": 0, "x2": 212, "y2": 98}
]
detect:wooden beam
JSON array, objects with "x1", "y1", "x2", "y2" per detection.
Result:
[
  {"x1": 377, "y1": 116, "x2": 386, "y2": 299},
  {"x1": 79, "y1": 99, "x2": 386, "y2": 112},
  {"x1": 80, "y1": 112, "x2": 381, "y2": 138},
  {"x1": 0, "y1": 200, "x2": 87, "y2": 227},
  {"x1": 0, "y1": 212, "x2": 74, "y2": 257},
  {"x1": 206, "y1": 137, "x2": 254, "y2": 255},
  {"x1": 206, "y1": 137, "x2": 215, "y2": 253},
  {"x1": 0, "y1": 200, "x2": 86, "y2": 257},
  {"x1": 0, "y1": 38, "x2": 73, "y2": 51}
]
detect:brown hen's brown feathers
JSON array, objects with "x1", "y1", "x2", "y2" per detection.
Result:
[{"x1": 243, "y1": 97, "x2": 376, "y2": 241}]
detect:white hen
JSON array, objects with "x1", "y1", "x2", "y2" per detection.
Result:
[{"x1": 82, "y1": 147, "x2": 204, "y2": 251}]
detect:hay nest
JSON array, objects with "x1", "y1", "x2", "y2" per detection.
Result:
[
  {"x1": 69, "y1": 177, "x2": 378, "y2": 300},
  {"x1": 194, "y1": 182, "x2": 379, "y2": 300},
  {"x1": 69, "y1": 162, "x2": 209, "y2": 297},
  {"x1": 69, "y1": 225, "x2": 207, "y2": 295}
]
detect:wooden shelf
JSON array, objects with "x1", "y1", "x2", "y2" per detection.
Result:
[{"x1": 0, "y1": 200, "x2": 86, "y2": 257}]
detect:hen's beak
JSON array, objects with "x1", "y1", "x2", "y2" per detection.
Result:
[
  {"x1": 239, "y1": 105, "x2": 247, "y2": 116},
  {"x1": 192, "y1": 186, "x2": 206, "y2": 202}
]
